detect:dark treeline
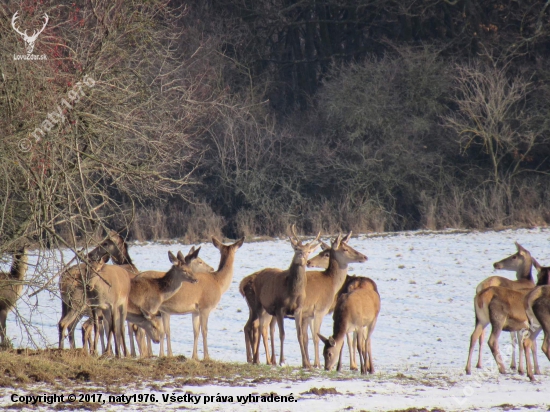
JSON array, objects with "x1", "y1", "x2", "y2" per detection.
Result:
[{"x1": 2, "y1": 0, "x2": 550, "y2": 248}]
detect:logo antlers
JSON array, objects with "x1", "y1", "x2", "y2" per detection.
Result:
[{"x1": 11, "y1": 11, "x2": 49, "y2": 55}]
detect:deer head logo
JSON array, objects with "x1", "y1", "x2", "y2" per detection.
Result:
[{"x1": 11, "y1": 11, "x2": 48, "y2": 55}]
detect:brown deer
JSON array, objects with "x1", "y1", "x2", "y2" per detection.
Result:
[
  {"x1": 306, "y1": 247, "x2": 375, "y2": 371},
  {"x1": 465, "y1": 248, "x2": 540, "y2": 375},
  {"x1": 522, "y1": 261, "x2": 550, "y2": 381},
  {"x1": 323, "y1": 274, "x2": 379, "y2": 371},
  {"x1": 58, "y1": 230, "x2": 136, "y2": 350},
  {"x1": 242, "y1": 232, "x2": 366, "y2": 367},
  {"x1": 0, "y1": 245, "x2": 28, "y2": 347},
  {"x1": 473, "y1": 242, "x2": 536, "y2": 373},
  {"x1": 136, "y1": 246, "x2": 214, "y2": 357},
  {"x1": 86, "y1": 255, "x2": 131, "y2": 357},
  {"x1": 143, "y1": 237, "x2": 244, "y2": 360},
  {"x1": 251, "y1": 227, "x2": 321, "y2": 367},
  {"x1": 318, "y1": 275, "x2": 380, "y2": 374}
]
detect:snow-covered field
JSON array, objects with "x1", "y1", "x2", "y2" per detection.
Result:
[{"x1": 3, "y1": 227, "x2": 550, "y2": 411}]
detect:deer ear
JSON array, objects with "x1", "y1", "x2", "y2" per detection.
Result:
[
  {"x1": 176, "y1": 251, "x2": 185, "y2": 262},
  {"x1": 328, "y1": 336, "x2": 336, "y2": 347},
  {"x1": 185, "y1": 246, "x2": 201, "y2": 262},
  {"x1": 515, "y1": 242, "x2": 528, "y2": 253},
  {"x1": 168, "y1": 251, "x2": 178, "y2": 264},
  {"x1": 234, "y1": 237, "x2": 245, "y2": 249},
  {"x1": 320, "y1": 241, "x2": 330, "y2": 251},
  {"x1": 189, "y1": 245, "x2": 196, "y2": 253},
  {"x1": 533, "y1": 258, "x2": 542, "y2": 272},
  {"x1": 317, "y1": 333, "x2": 329, "y2": 345},
  {"x1": 212, "y1": 237, "x2": 223, "y2": 250}
]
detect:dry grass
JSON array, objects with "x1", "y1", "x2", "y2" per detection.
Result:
[{"x1": 0, "y1": 349, "x2": 322, "y2": 389}]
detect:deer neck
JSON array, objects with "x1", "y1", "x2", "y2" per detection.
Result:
[
  {"x1": 10, "y1": 251, "x2": 28, "y2": 280},
  {"x1": 331, "y1": 303, "x2": 349, "y2": 345},
  {"x1": 213, "y1": 251, "x2": 236, "y2": 294},
  {"x1": 157, "y1": 267, "x2": 186, "y2": 298},
  {"x1": 287, "y1": 261, "x2": 308, "y2": 295},
  {"x1": 325, "y1": 251, "x2": 349, "y2": 292},
  {"x1": 517, "y1": 256, "x2": 533, "y2": 282}
]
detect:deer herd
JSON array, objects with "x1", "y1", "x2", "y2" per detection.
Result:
[{"x1": 1, "y1": 228, "x2": 550, "y2": 381}]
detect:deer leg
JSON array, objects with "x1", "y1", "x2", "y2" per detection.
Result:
[
  {"x1": 510, "y1": 332, "x2": 517, "y2": 370},
  {"x1": 356, "y1": 328, "x2": 366, "y2": 375},
  {"x1": 135, "y1": 327, "x2": 145, "y2": 357},
  {"x1": 68, "y1": 318, "x2": 79, "y2": 349},
  {"x1": 110, "y1": 307, "x2": 121, "y2": 358},
  {"x1": 103, "y1": 313, "x2": 114, "y2": 356},
  {"x1": 476, "y1": 328, "x2": 485, "y2": 369},
  {"x1": 58, "y1": 301, "x2": 68, "y2": 350},
  {"x1": 517, "y1": 331, "x2": 525, "y2": 375},
  {"x1": 200, "y1": 309, "x2": 211, "y2": 360},
  {"x1": 261, "y1": 317, "x2": 271, "y2": 364},
  {"x1": 301, "y1": 317, "x2": 310, "y2": 367},
  {"x1": 163, "y1": 313, "x2": 172, "y2": 357},
  {"x1": 92, "y1": 309, "x2": 101, "y2": 356},
  {"x1": 336, "y1": 339, "x2": 344, "y2": 372},
  {"x1": 466, "y1": 322, "x2": 486, "y2": 374},
  {"x1": 350, "y1": 332, "x2": 358, "y2": 371},
  {"x1": 244, "y1": 311, "x2": 254, "y2": 363},
  {"x1": 312, "y1": 313, "x2": 325, "y2": 368},
  {"x1": 295, "y1": 309, "x2": 310, "y2": 368},
  {"x1": 253, "y1": 312, "x2": 262, "y2": 364},
  {"x1": 0, "y1": 309, "x2": 8, "y2": 346},
  {"x1": 118, "y1": 304, "x2": 128, "y2": 357},
  {"x1": 147, "y1": 335, "x2": 153, "y2": 357},
  {"x1": 98, "y1": 316, "x2": 106, "y2": 354},
  {"x1": 542, "y1": 332, "x2": 550, "y2": 360},
  {"x1": 158, "y1": 329, "x2": 165, "y2": 357},
  {"x1": 0, "y1": 309, "x2": 8, "y2": 347},
  {"x1": 269, "y1": 316, "x2": 276, "y2": 365},
  {"x1": 127, "y1": 322, "x2": 136, "y2": 357},
  {"x1": 523, "y1": 333, "x2": 535, "y2": 382},
  {"x1": 487, "y1": 326, "x2": 506, "y2": 374},
  {"x1": 191, "y1": 312, "x2": 200, "y2": 360},
  {"x1": 276, "y1": 311, "x2": 286, "y2": 366}
]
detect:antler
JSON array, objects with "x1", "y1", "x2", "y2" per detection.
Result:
[
  {"x1": 289, "y1": 224, "x2": 301, "y2": 245},
  {"x1": 11, "y1": 12, "x2": 27, "y2": 37},
  {"x1": 28, "y1": 13, "x2": 48, "y2": 41},
  {"x1": 11, "y1": 12, "x2": 48, "y2": 41},
  {"x1": 306, "y1": 231, "x2": 321, "y2": 248}
]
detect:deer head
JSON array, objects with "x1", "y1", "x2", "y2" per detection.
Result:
[{"x1": 12, "y1": 12, "x2": 48, "y2": 55}]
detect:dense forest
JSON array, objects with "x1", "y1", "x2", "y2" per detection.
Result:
[{"x1": 1, "y1": 0, "x2": 550, "y2": 251}]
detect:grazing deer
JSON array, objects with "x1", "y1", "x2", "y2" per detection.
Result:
[
  {"x1": 318, "y1": 275, "x2": 380, "y2": 374},
  {"x1": 465, "y1": 247, "x2": 540, "y2": 375},
  {"x1": 148, "y1": 237, "x2": 244, "y2": 360},
  {"x1": 473, "y1": 242, "x2": 536, "y2": 373},
  {"x1": 251, "y1": 227, "x2": 321, "y2": 367},
  {"x1": 306, "y1": 245, "x2": 373, "y2": 370},
  {"x1": 522, "y1": 261, "x2": 550, "y2": 381},
  {"x1": 325, "y1": 275, "x2": 379, "y2": 371},
  {"x1": 242, "y1": 232, "x2": 366, "y2": 367},
  {"x1": 136, "y1": 246, "x2": 214, "y2": 357},
  {"x1": 0, "y1": 245, "x2": 28, "y2": 347},
  {"x1": 131, "y1": 251, "x2": 198, "y2": 318}
]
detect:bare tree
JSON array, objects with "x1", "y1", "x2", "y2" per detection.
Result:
[{"x1": 444, "y1": 64, "x2": 545, "y2": 184}]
